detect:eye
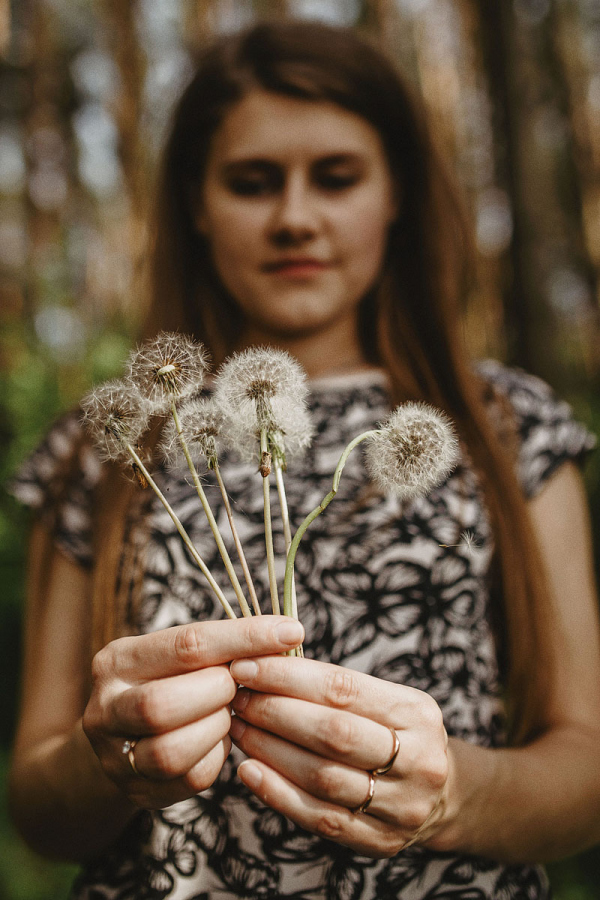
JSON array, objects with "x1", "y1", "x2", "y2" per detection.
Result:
[
  {"x1": 225, "y1": 165, "x2": 282, "y2": 197},
  {"x1": 228, "y1": 176, "x2": 271, "y2": 196},
  {"x1": 316, "y1": 172, "x2": 360, "y2": 191},
  {"x1": 313, "y1": 158, "x2": 363, "y2": 191}
]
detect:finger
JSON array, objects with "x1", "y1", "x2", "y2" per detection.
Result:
[
  {"x1": 231, "y1": 718, "x2": 442, "y2": 830},
  {"x1": 232, "y1": 688, "x2": 394, "y2": 772},
  {"x1": 231, "y1": 716, "x2": 398, "y2": 818},
  {"x1": 128, "y1": 737, "x2": 232, "y2": 810},
  {"x1": 229, "y1": 656, "x2": 425, "y2": 728},
  {"x1": 236, "y1": 759, "x2": 404, "y2": 858},
  {"x1": 95, "y1": 616, "x2": 304, "y2": 683},
  {"x1": 108, "y1": 666, "x2": 236, "y2": 735},
  {"x1": 132, "y1": 707, "x2": 232, "y2": 780}
]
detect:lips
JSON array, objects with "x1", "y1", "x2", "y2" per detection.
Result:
[{"x1": 262, "y1": 258, "x2": 331, "y2": 276}]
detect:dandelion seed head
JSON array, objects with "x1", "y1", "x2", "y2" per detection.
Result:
[
  {"x1": 365, "y1": 402, "x2": 459, "y2": 499},
  {"x1": 213, "y1": 347, "x2": 313, "y2": 463},
  {"x1": 126, "y1": 332, "x2": 210, "y2": 413},
  {"x1": 459, "y1": 530, "x2": 481, "y2": 554},
  {"x1": 81, "y1": 379, "x2": 150, "y2": 462},
  {"x1": 161, "y1": 398, "x2": 224, "y2": 469}
]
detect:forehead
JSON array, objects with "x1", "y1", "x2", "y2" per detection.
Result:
[{"x1": 207, "y1": 89, "x2": 387, "y2": 163}]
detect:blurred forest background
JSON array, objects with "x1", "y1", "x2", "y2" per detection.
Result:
[{"x1": 1, "y1": 0, "x2": 600, "y2": 897}]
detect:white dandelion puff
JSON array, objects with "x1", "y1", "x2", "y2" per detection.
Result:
[
  {"x1": 213, "y1": 347, "x2": 313, "y2": 463},
  {"x1": 81, "y1": 379, "x2": 150, "y2": 463},
  {"x1": 161, "y1": 398, "x2": 224, "y2": 470},
  {"x1": 364, "y1": 402, "x2": 459, "y2": 499},
  {"x1": 459, "y1": 530, "x2": 481, "y2": 554},
  {"x1": 126, "y1": 332, "x2": 210, "y2": 413}
]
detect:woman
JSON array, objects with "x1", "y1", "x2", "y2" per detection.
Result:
[{"x1": 8, "y1": 20, "x2": 600, "y2": 899}]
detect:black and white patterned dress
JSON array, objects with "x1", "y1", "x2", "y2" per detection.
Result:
[{"x1": 12, "y1": 361, "x2": 596, "y2": 900}]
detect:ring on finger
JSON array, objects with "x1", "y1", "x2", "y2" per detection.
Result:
[
  {"x1": 122, "y1": 739, "x2": 144, "y2": 778},
  {"x1": 371, "y1": 727, "x2": 400, "y2": 776},
  {"x1": 351, "y1": 772, "x2": 376, "y2": 815}
]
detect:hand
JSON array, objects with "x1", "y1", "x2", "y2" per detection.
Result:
[
  {"x1": 229, "y1": 656, "x2": 450, "y2": 857},
  {"x1": 82, "y1": 616, "x2": 304, "y2": 810}
]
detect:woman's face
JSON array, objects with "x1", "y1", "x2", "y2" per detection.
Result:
[{"x1": 196, "y1": 90, "x2": 397, "y2": 350}]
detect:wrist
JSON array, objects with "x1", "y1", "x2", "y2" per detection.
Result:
[
  {"x1": 9, "y1": 719, "x2": 138, "y2": 861},
  {"x1": 421, "y1": 737, "x2": 496, "y2": 854}
]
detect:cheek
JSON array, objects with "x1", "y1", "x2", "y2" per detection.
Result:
[
  {"x1": 338, "y1": 200, "x2": 392, "y2": 276},
  {"x1": 207, "y1": 207, "x2": 263, "y2": 257},
  {"x1": 204, "y1": 208, "x2": 265, "y2": 291}
]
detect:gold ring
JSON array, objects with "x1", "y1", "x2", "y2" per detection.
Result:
[
  {"x1": 352, "y1": 772, "x2": 376, "y2": 814},
  {"x1": 122, "y1": 739, "x2": 142, "y2": 777},
  {"x1": 371, "y1": 727, "x2": 400, "y2": 776}
]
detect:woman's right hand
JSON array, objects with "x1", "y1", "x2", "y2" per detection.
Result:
[{"x1": 82, "y1": 615, "x2": 304, "y2": 810}]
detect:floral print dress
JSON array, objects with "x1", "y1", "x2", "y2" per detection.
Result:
[{"x1": 12, "y1": 361, "x2": 595, "y2": 900}]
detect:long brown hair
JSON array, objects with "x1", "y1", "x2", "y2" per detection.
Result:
[{"x1": 93, "y1": 21, "x2": 553, "y2": 743}]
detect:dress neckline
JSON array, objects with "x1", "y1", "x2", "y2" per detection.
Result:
[{"x1": 308, "y1": 368, "x2": 389, "y2": 392}]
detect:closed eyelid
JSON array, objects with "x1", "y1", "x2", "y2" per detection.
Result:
[
  {"x1": 312, "y1": 154, "x2": 366, "y2": 173},
  {"x1": 221, "y1": 162, "x2": 282, "y2": 195}
]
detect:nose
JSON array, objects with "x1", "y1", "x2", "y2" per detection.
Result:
[{"x1": 269, "y1": 174, "x2": 318, "y2": 246}]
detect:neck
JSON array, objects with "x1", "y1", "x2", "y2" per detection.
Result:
[{"x1": 237, "y1": 316, "x2": 378, "y2": 379}]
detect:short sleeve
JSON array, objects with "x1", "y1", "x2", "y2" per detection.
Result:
[
  {"x1": 477, "y1": 359, "x2": 597, "y2": 499},
  {"x1": 8, "y1": 411, "x2": 102, "y2": 568}
]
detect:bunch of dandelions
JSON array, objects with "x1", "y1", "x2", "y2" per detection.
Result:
[
  {"x1": 213, "y1": 347, "x2": 313, "y2": 622},
  {"x1": 81, "y1": 332, "x2": 460, "y2": 653},
  {"x1": 282, "y1": 402, "x2": 460, "y2": 629}
]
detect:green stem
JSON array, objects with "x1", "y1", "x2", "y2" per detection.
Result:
[
  {"x1": 283, "y1": 429, "x2": 379, "y2": 618},
  {"x1": 171, "y1": 403, "x2": 252, "y2": 618},
  {"x1": 261, "y1": 428, "x2": 280, "y2": 615},
  {"x1": 125, "y1": 443, "x2": 237, "y2": 620},
  {"x1": 213, "y1": 462, "x2": 262, "y2": 616}
]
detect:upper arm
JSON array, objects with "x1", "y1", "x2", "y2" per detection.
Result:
[
  {"x1": 14, "y1": 519, "x2": 93, "y2": 751},
  {"x1": 527, "y1": 462, "x2": 600, "y2": 731}
]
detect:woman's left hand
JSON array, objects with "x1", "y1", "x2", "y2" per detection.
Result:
[{"x1": 229, "y1": 655, "x2": 451, "y2": 858}]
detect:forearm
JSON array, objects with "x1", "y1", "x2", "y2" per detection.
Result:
[
  {"x1": 430, "y1": 725, "x2": 600, "y2": 863},
  {"x1": 8, "y1": 719, "x2": 138, "y2": 862}
]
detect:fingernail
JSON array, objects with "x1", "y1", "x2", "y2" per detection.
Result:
[
  {"x1": 238, "y1": 760, "x2": 262, "y2": 791},
  {"x1": 231, "y1": 659, "x2": 258, "y2": 682},
  {"x1": 229, "y1": 716, "x2": 246, "y2": 741},
  {"x1": 232, "y1": 688, "x2": 250, "y2": 712},
  {"x1": 276, "y1": 619, "x2": 304, "y2": 645}
]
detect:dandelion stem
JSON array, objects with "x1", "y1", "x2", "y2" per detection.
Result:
[
  {"x1": 274, "y1": 458, "x2": 295, "y2": 608},
  {"x1": 171, "y1": 403, "x2": 252, "y2": 618},
  {"x1": 125, "y1": 443, "x2": 237, "y2": 620},
  {"x1": 213, "y1": 462, "x2": 262, "y2": 616},
  {"x1": 261, "y1": 428, "x2": 280, "y2": 615},
  {"x1": 283, "y1": 429, "x2": 378, "y2": 616},
  {"x1": 274, "y1": 456, "x2": 303, "y2": 655}
]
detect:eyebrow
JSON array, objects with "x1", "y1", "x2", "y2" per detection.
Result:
[{"x1": 221, "y1": 152, "x2": 366, "y2": 172}]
